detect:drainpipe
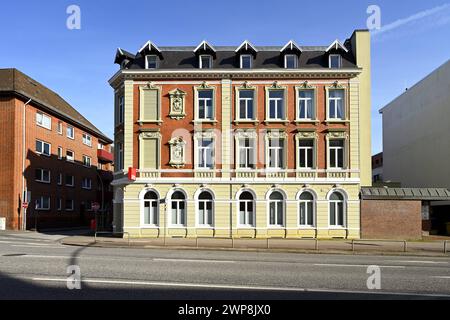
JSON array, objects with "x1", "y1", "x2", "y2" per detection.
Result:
[{"x1": 22, "y1": 98, "x2": 32, "y2": 231}]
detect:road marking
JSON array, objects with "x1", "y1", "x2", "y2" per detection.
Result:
[
  {"x1": 153, "y1": 258, "x2": 236, "y2": 264},
  {"x1": 29, "y1": 277, "x2": 450, "y2": 298},
  {"x1": 431, "y1": 276, "x2": 450, "y2": 279},
  {"x1": 11, "y1": 245, "x2": 65, "y2": 249},
  {"x1": 18, "y1": 255, "x2": 70, "y2": 259},
  {"x1": 0, "y1": 240, "x2": 53, "y2": 246},
  {"x1": 386, "y1": 260, "x2": 448, "y2": 265},
  {"x1": 314, "y1": 263, "x2": 405, "y2": 269}
]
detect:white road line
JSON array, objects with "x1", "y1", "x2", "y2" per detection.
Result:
[
  {"x1": 29, "y1": 277, "x2": 450, "y2": 298},
  {"x1": 17, "y1": 255, "x2": 70, "y2": 259},
  {"x1": 11, "y1": 245, "x2": 65, "y2": 249},
  {"x1": 314, "y1": 263, "x2": 405, "y2": 269},
  {"x1": 153, "y1": 258, "x2": 235, "y2": 264},
  {"x1": 386, "y1": 260, "x2": 448, "y2": 265},
  {"x1": 0, "y1": 240, "x2": 53, "y2": 246},
  {"x1": 431, "y1": 276, "x2": 450, "y2": 279}
]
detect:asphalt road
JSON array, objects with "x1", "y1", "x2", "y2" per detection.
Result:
[{"x1": 1, "y1": 231, "x2": 450, "y2": 300}]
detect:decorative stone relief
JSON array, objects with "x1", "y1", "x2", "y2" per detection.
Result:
[
  {"x1": 168, "y1": 137, "x2": 186, "y2": 168},
  {"x1": 139, "y1": 131, "x2": 161, "y2": 140},
  {"x1": 326, "y1": 131, "x2": 348, "y2": 139},
  {"x1": 296, "y1": 131, "x2": 317, "y2": 139},
  {"x1": 266, "y1": 130, "x2": 288, "y2": 139},
  {"x1": 168, "y1": 89, "x2": 186, "y2": 120},
  {"x1": 235, "y1": 129, "x2": 257, "y2": 139}
]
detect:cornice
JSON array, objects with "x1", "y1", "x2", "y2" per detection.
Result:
[{"x1": 108, "y1": 68, "x2": 362, "y2": 88}]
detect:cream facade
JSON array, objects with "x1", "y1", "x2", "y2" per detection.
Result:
[{"x1": 110, "y1": 30, "x2": 371, "y2": 239}]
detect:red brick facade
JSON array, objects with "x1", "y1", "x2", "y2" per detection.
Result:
[{"x1": 0, "y1": 94, "x2": 113, "y2": 230}]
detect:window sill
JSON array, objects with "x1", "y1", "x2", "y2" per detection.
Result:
[
  {"x1": 196, "y1": 225, "x2": 215, "y2": 229},
  {"x1": 264, "y1": 120, "x2": 290, "y2": 125},
  {"x1": 325, "y1": 119, "x2": 349, "y2": 124},
  {"x1": 168, "y1": 225, "x2": 187, "y2": 228},
  {"x1": 267, "y1": 226, "x2": 286, "y2": 229},
  {"x1": 192, "y1": 120, "x2": 218, "y2": 125},
  {"x1": 36, "y1": 124, "x2": 52, "y2": 131},
  {"x1": 236, "y1": 226, "x2": 256, "y2": 229},
  {"x1": 234, "y1": 120, "x2": 259, "y2": 125},
  {"x1": 140, "y1": 225, "x2": 160, "y2": 229},
  {"x1": 35, "y1": 180, "x2": 51, "y2": 184},
  {"x1": 295, "y1": 120, "x2": 320, "y2": 124},
  {"x1": 137, "y1": 120, "x2": 163, "y2": 125}
]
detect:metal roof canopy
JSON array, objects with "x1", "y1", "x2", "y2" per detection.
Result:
[{"x1": 361, "y1": 187, "x2": 450, "y2": 201}]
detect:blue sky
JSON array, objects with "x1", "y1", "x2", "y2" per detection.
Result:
[{"x1": 0, "y1": 0, "x2": 449, "y2": 154}]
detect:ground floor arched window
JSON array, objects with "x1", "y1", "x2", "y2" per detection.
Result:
[
  {"x1": 198, "y1": 191, "x2": 213, "y2": 226},
  {"x1": 239, "y1": 191, "x2": 255, "y2": 227},
  {"x1": 329, "y1": 191, "x2": 345, "y2": 227},
  {"x1": 143, "y1": 191, "x2": 159, "y2": 225},
  {"x1": 171, "y1": 191, "x2": 186, "y2": 226}
]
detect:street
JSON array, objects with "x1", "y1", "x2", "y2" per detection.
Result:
[{"x1": 1, "y1": 232, "x2": 450, "y2": 299}]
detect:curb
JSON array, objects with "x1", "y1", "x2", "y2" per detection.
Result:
[{"x1": 60, "y1": 239, "x2": 450, "y2": 258}]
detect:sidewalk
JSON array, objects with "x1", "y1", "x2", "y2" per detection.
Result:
[{"x1": 60, "y1": 235, "x2": 450, "y2": 257}]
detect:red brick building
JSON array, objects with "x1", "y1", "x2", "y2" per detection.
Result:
[{"x1": 0, "y1": 68, "x2": 113, "y2": 230}]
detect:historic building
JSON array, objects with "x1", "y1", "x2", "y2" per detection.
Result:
[
  {"x1": 0, "y1": 68, "x2": 114, "y2": 230},
  {"x1": 109, "y1": 30, "x2": 371, "y2": 239}
]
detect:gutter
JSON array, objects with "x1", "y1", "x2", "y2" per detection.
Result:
[{"x1": 22, "y1": 98, "x2": 32, "y2": 231}]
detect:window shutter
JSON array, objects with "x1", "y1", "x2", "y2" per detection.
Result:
[
  {"x1": 142, "y1": 139, "x2": 158, "y2": 169},
  {"x1": 140, "y1": 89, "x2": 159, "y2": 121}
]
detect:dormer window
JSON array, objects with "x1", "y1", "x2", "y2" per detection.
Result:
[
  {"x1": 284, "y1": 54, "x2": 298, "y2": 69},
  {"x1": 240, "y1": 55, "x2": 252, "y2": 69},
  {"x1": 145, "y1": 55, "x2": 158, "y2": 69},
  {"x1": 329, "y1": 54, "x2": 342, "y2": 69},
  {"x1": 199, "y1": 55, "x2": 212, "y2": 69}
]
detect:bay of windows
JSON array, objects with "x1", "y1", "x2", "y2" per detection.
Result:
[
  {"x1": 66, "y1": 126, "x2": 75, "y2": 139},
  {"x1": 36, "y1": 112, "x2": 51, "y2": 130},
  {"x1": 36, "y1": 140, "x2": 51, "y2": 156}
]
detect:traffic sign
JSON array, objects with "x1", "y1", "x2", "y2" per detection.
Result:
[
  {"x1": 22, "y1": 202, "x2": 29, "y2": 209},
  {"x1": 92, "y1": 202, "x2": 100, "y2": 211}
]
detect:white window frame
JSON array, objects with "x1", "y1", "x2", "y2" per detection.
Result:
[
  {"x1": 66, "y1": 125, "x2": 75, "y2": 139},
  {"x1": 196, "y1": 190, "x2": 214, "y2": 228},
  {"x1": 236, "y1": 190, "x2": 256, "y2": 228},
  {"x1": 82, "y1": 133, "x2": 92, "y2": 147},
  {"x1": 117, "y1": 142, "x2": 124, "y2": 171},
  {"x1": 328, "y1": 191, "x2": 347, "y2": 228},
  {"x1": 329, "y1": 139, "x2": 345, "y2": 169},
  {"x1": 196, "y1": 89, "x2": 215, "y2": 121},
  {"x1": 169, "y1": 190, "x2": 187, "y2": 227},
  {"x1": 65, "y1": 199, "x2": 74, "y2": 212},
  {"x1": 57, "y1": 173, "x2": 62, "y2": 186},
  {"x1": 237, "y1": 89, "x2": 256, "y2": 121},
  {"x1": 298, "y1": 139, "x2": 315, "y2": 169},
  {"x1": 297, "y1": 190, "x2": 316, "y2": 228},
  {"x1": 57, "y1": 198, "x2": 62, "y2": 211},
  {"x1": 265, "y1": 86, "x2": 287, "y2": 122},
  {"x1": 237, "y1": 137, "x2": 256, "y2": 170},
  {"x1": 196, "y1": 138, "x2": 215, "y2": 170},
  {"x1": 57, "y1": 121, "x2": 63, "y2": 135},
  {"x1": 240, "y1": 54, "x2": 252, "y2": 69},
  {"x1": 57, "y1": 147, "x2": 63, "y2": 160},
  {"x1": 65, "y1": 175, "x2": 75, "y2": 187},
  {"x1": 36, "y1": 112, "x2": 52, "y2": 130},
  {"x1": 327, "y1": 88, "x2": 346, "y2": 121},
  {"x1": 82, "y1": 155, "x2": 91, "y2": 167},
  {"x1": 199, "y1": 55, "x2": 212, "y2": 69},
  {"x1": 36, "y1": 139, "x2": 51, "y2": 157},
  {"x1": 284, "y1": 54, "x2": 298, "y2": 69},
  {"x1": 36, "y1": 196, "x2": 51, "y2": 211},
  {"x1": 267, "y1": 190, "x2": 286, "y2": 228},
  {"x1": 329, "y1": 54, "x2": 342, "y2": 69},
  {"x1": 145, "y1": 55, "x2": 158, "y2": 69},
  {"x1": 296, "y1": 88, "x2": 316, "y2": 121},
  {"x1": 118, "y1": 95, "x2": 124, "y2": 125},
  {"x1": 35, "y1": 168, "x2": 51, "y2": 184},
  {"x1": 66, "y1": 150, "x2": 75, "y2": 163},
  {"x1": 81, "y1": 177, "x2": 92, "y2": 190},
  {"x1": 141, "y1": 189, "x2": 159, "y2": 227},
  {"x1": 267, "y1": 138, "x2": 285, "y2": 170}
]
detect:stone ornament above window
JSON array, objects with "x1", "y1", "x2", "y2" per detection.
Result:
[
  {"x1": 296, "y1": 131, "x2": 317, "y2": 139},
  {"x1": 326, "y1": 131, "x2": 348, "y2": 139},
  {"x1": 265, "y1": 130, "x2": 288, "y2": 139},
  {"x1": 168, "y1": 89, "x2": 187, "y2": 120},
  {"x1": 168, "y1": 137, "x2": 186, "y2": 168},
  {"x1": 298, "y1": 80, "x2": 313, "y2": 89},
  {"x1": 139, "y1": 131, "x2": 161, "y2": 140}
]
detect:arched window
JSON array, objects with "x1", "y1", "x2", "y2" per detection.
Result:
[
  {"x1": 171, "y1": 191, "x2": 186, "y2": 226},
  {"x1": 143, "y1": 191, "x2": 159, "y2": 225},
  {"x1": 299, "y1": 191, "x2": 314, "y2": 227},
  {"x1": 269, "y1": 191, "x2": 285, "y2": 227},
  {"x1": 329, "y1": 192, "x2": 345, "y2": 227},
  {"x1": 198, "y1": 191, "x2": 213, "y2": 226},
  {"x1": 239, "y1": 191, "x2": 255, "y2": 227}
]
